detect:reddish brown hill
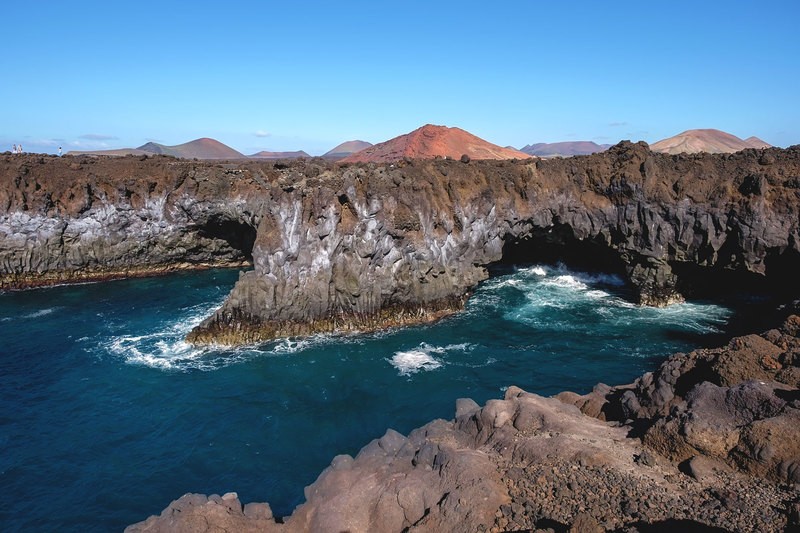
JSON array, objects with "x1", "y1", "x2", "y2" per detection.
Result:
[
  {"x1": 67, "y1": 138, "x2": 245, "y2": 159},
  {"x1": 137, "y1": 138, "x2": 245, "y2": 159},
  {"x1": 650, "y1": 129, "x2": 772, "y2": 154},
  {"x1": 66, "y1": 148, "x2": 150, "y2": 157},
  {"x1": 341, "y1": 125, "x2": 530, "y2": 163},
  {"x1": 322, "y1": 140, "x2": 373, "y2": 160},
  {"x1": 744, "y1": 136, "x2": 771, "y2": 149}
]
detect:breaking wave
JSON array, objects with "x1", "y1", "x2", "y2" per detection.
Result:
[
  {"x1": 389, "y1": 343, "x2": 473, "y2": 376},
  {"x1": 475, "y1": 264, "x2": 731, "y2": 338},
  {"x1": 91, "y1": 263, "x2": 730, "y2": 373}
]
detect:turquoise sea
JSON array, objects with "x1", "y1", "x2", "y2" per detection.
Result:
[{"x1": 0, "y1": 265, "x2": 734, "y2": 531}]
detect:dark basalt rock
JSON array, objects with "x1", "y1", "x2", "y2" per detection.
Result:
[
  {"x1": 187, "y1": 141, "x2": 800, "y2": 342},
  {"x1": 1, "y1": 145, "x2": 799, "y2": 342}
]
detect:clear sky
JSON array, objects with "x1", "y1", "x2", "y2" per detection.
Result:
[{"x1": 2, "y1": 1, "x2": 798, "y2": 155}]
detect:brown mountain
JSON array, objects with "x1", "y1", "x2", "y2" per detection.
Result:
[
  {"x1": 249, "y1": 150, "x2": 310, "y2": 159},
  {"x1": 322, "y1": 140, "x2": 373, "y2": 160},
  {"x1": 744, "y1": 136, "x2": 771, "y2": 149},
  {"x1": 650, "y1": 129, "x2": 772, "y2": 154},
  {"x1": 341, "y1": 124, "x2": 530, "y2": 163},
  {"x1": 137, "y1": 138, "x2": 245, "y2": 159},
  {"x1": 520, "y1": 141, "x2": 611, "y2": 158}
]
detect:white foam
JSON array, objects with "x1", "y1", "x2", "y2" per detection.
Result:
[
  {"x1": 389, "y1": 342, "x2": 471, "y2": 376},
  {"x1": 390, "y1": 349, "x2": 442, "y2": 375},
  {"x1": 492, "y1": 277, "x2": 523, "y2": 289},
  {"x1": 99, "y1": 298, "x2": 235, "y2": 371},
  {"x1": 542, "y1": 275, "x2": 588, "y2": 290},
  {"x1": 585, "y1": 290, "x2": 610, "y2": 299},
  {"x1": 485, "y1": 263, "x2": 732, "y2": 338},
  {"x1": 579, "y1": 272, "x2": 626, "y2": 287},
  {"x1": 107, "y1": 330, "x2": 211, "y2": 370},
  {"x1": 272, "y1": 337, "x2": 312, "y2": 354},
  {"x1": 21, "y1": 307, "x2": 58, "y2": 319}
]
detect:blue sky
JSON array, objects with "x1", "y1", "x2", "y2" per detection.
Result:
[{"x1": 2, "y1": 1, "x2": 798, "y2": 155}]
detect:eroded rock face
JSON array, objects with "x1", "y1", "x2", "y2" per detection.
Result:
[
  {"x1": 564, "y1": 314, "x2": 800, "y2": 489},
  {"x1": 189, "y1": 142, "x2": 800, "y2": 344},
  {"x1": 2, "y1": 145, "x2": 799, "y2": 343},
  {"x1": 0, "y1": 154, "x2": 268, "y2": 288}
]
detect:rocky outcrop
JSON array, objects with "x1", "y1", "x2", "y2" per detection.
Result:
[
  {"x1": 2, "y1": 144, "x2": 799, "y2": 344},
  {"x1": 190, "y1": 141, "x2": 800, "y2": 344},
  {"x1": 128, "y1": 316, "x2": 800, "y2": 532},
  {"x1": 607, "y1": 314, "x2": 800, "y2": 487},
  {"x1": 0, "y1": 154, "x2": 273, "y2": 288}
]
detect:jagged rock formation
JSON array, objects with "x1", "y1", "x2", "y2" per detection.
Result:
[
  {"x1": 0, "y1": 154, "x2": 268, "y2": 288},
  {"x1": 2, "y1": 145, "x2": 800, "y2": 342},
  {"x1": 3, "y1": 142, "x2": 800, "y2": 532},
  {"x1": 188, "y1": 141, "x2": 800, "y2": 344},
  {"x1": 127, "y1": 315, "x2": 800, "y2": 532}
]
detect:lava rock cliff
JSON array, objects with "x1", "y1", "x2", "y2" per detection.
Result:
[{"x1": 1, "y1": 143, "x2": 799, "y2": 344}]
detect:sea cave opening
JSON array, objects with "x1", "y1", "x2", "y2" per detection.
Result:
[
  {"x1": 490, "y1": 224, "x2": 629, "y2": 285},
  {"x1": 670, "y1": 247, "x2": 800, "y2": 336},
  {"x1": 196, "y1": 215, "x2": 257, "y2": 263},
  {"x1": 487, "y1": 224, "x2": 799, "y2": 347}
]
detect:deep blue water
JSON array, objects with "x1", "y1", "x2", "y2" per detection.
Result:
[{"x1": 0, "y1": 265, "x2": 732, "y2": 532}]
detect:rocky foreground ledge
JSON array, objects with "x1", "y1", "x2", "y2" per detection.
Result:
[{"x1": 128, "y1": 314, "x2": 800, "y2": 532}]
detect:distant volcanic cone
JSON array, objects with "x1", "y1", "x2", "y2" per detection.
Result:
[
  {"x1": 340, "y1": 124, "x2": 530, "y2": 163},
  {"x1": 650, "y1": 129, "x2": 772, "y2": 154}
]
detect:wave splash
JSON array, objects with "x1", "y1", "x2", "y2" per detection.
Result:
[
  {"x1": 94, "y1": 264, "x2": 731, "y2": 372},
  {"x1": 97, "y1": 295, "x2": 343, "y2": 372},
  {"x1": 101, "y1": 300, "x2": 231, "y2": 371},
  {"x1": 389, "y1": 343, "x2": 472, "y2": 376},
  {"x1": 478, "y1": 264, "x2": 731, "y2": 336}
]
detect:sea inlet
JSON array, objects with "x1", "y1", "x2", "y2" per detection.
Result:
[{"x1": 0, "y1": 264, "x2": 735, "y2": 531}]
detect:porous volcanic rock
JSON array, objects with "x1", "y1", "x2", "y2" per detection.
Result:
[
  {"x1": 188, "y1": 142, "x2": 800, "y2": 344},
  {"x1": 2, "y1": 144, "x2": 800, "y2": 344},
  {"x1": 0, "y1": 155, "x2": 328, "y2": 288},
  {"x1": 5, "y1": 144, "x2": 800, "y2": 532}
]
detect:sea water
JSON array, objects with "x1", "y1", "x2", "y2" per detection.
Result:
[{"x1": 0, "y1": 265, "x2": 732, "y2": 531}]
